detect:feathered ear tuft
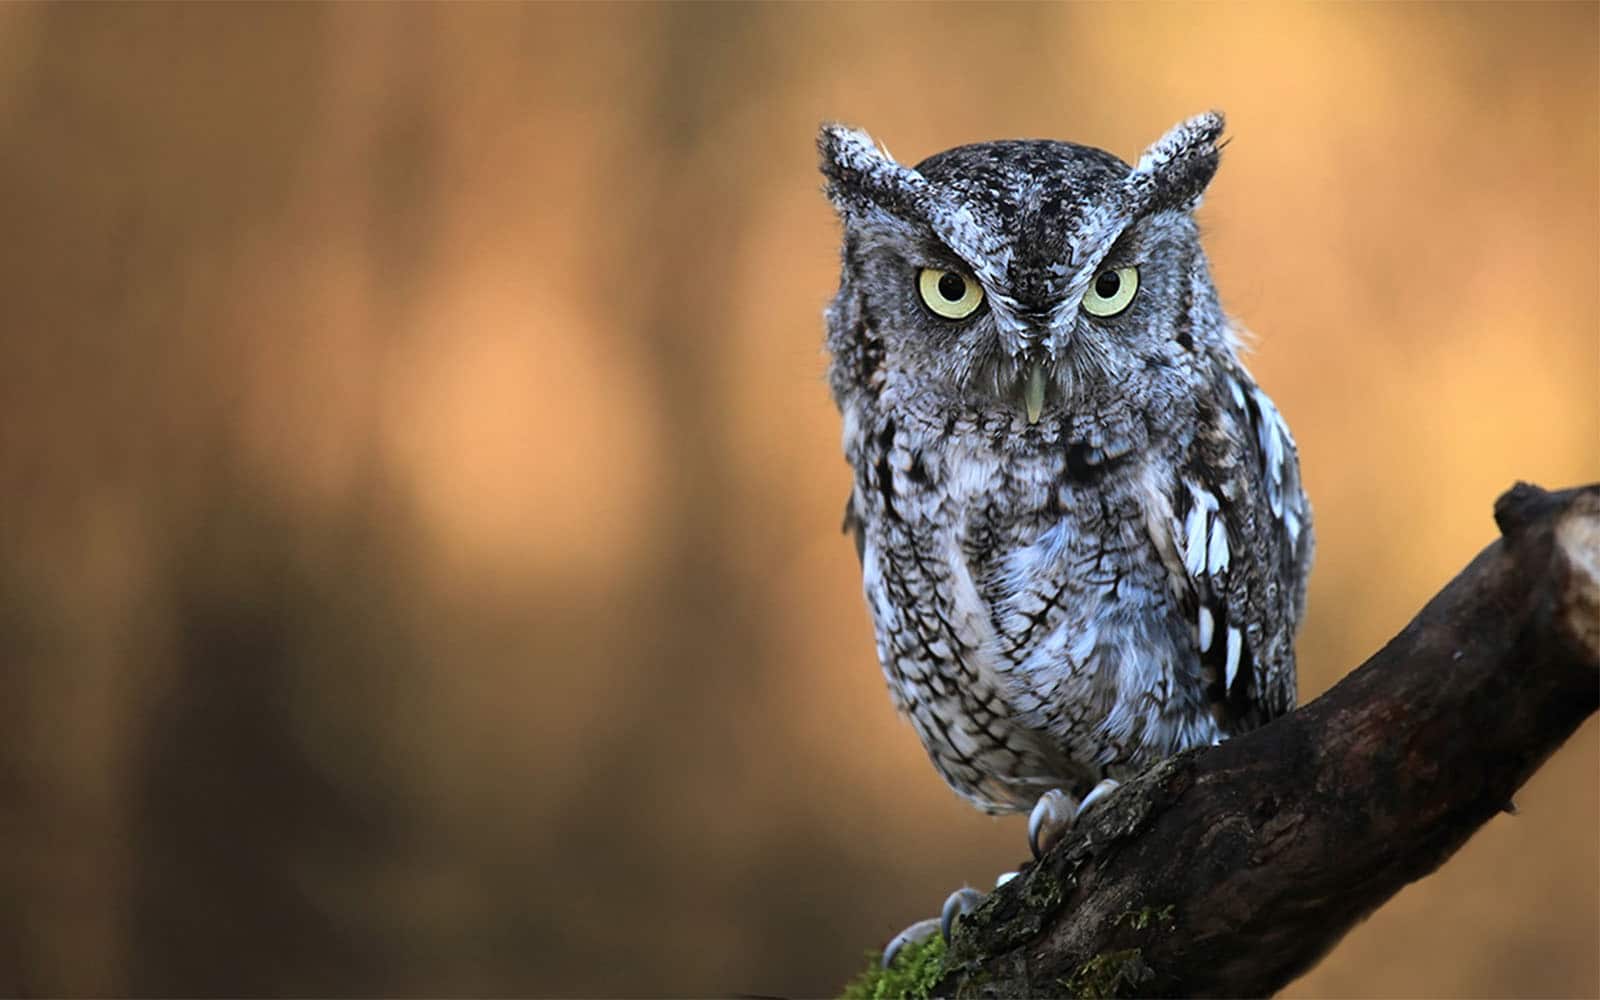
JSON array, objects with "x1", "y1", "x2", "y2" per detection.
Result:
[
  {"x1": 818, "y1": 123, "x2": 926, "y2": 218},
  {"x1": 1125, "y1": 111, "x2": 1226, "y2": 216}
]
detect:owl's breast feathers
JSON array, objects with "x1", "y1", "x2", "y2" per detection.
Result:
[{"x1": 843, "y1": 360, "x2": 1311, "y2": 811}]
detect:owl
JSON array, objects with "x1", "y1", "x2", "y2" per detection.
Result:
[{"x1": 818, "y1": 113, "x2": 1313, "y2": 957}]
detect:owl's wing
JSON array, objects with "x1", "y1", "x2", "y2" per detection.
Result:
[{"x1": 1172, "y1": 363, "x2": 1312, "y2": 729}]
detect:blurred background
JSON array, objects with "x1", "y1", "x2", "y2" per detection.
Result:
[{"x1": 0, "y1": 3, "x2": 1595, "y2": 997}]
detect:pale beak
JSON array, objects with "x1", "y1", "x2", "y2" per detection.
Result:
[{"x1": 1023, "y1": 362, "x2": 1047, "y2": 424}]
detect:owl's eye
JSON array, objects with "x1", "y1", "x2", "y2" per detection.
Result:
[
  {"x1": 1081, "y1": 266, "x2": 1139, "y2": 317},
  {"x1": 917, "y1": 268, "x2": 985, "y2": 320}
]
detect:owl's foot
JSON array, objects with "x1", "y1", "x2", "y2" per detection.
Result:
[
  {"x1": 1027, "y1": 778, "x2": 1122, "y2": 859},
  {"x1": 1078, "y1": 776, "x2": 1121, "y2": 816},
  {"x1": 880, "y1": 886, "x2": 987, "y2": 968},
  {"x1": 880, "y1": 917, "x2": 937, "y2": 969},
  {"x1": 1027, "y1": 789, "x2": 1073, "y2": 860},
  {"x1": 883, "y1": 781, "x2": 1122, "y2": 968}
]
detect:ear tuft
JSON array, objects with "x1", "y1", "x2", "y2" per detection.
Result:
[
  {"x1": 1126, "y1": 111, "x2": 1226, "y2": 215},
  {"x1": 817, "y1": 122, "x2": 925, "y2": 216},
  {"x1": 818, "y1": 123, "x2": 885, "y2": 183}
]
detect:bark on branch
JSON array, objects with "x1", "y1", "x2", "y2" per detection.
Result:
[{"x1": 928, "y1": 482, "x2": 1600, "y2": 998}]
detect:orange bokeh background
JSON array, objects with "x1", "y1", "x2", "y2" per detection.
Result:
[{"x1": 0, "y1": 4, "x2": 1595, "y2": 996}]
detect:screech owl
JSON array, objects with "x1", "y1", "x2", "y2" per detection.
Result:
[{"x1": 818, "y1": 113, "x2": 1312, "y2": 854}]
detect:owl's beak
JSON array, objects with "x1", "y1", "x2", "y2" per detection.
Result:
[{"x1": 1023, "y1": 362, "x2": 1047, "y2": 424}]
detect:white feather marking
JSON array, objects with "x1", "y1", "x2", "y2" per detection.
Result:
[
  {"x1": 1255, "y1": 389, "x2": 1286, "y2": 472},
  {"x1": 1284, "y1": 507, "x2": 1302, "y2": 546},
  {"x1": 1207, "y1": 518, "x2": 1230, "y2": 576},
  {"x1": 1229, "y1": 377, "x2": 1246, "y2": 411},
  {"x1": 1225, "y1": 626, "x2": 1243, "y2": 692},
  {"x1": 839, "y1": 407, "x2": 859, "y2": 450},
  {"x1": 1183, "y1": 504, "x2": 1208, "y2": 577},
  {"x1": 1198, "y1": 605, "x2": 1215, "y2": 653}
]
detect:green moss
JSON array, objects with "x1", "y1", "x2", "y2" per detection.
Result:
[
  {"x1": 1061, "y1": 947, "x2": 1154, "y2": 999},
  {"x1": 1021, "y1": 869, "x2": 1065, "y2": 910},
  {"x1": 840, "y1": 935, "x2": 946, "y2": 1000},
  {"x1": 1113, "y1": 903, "x2": 1175, "y2": 932},
  {"x1": 844, "y1": 897, "x2": 1172, "y2": 999}
]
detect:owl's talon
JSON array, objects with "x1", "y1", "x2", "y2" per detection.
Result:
[
  {"x1": 1028, "y1": 788, "x2": 1075, "y2": 859},
  {"x1": 940, "y1": 887, "x2": 985, "y2": 942},
  {"x1": 881, "y1": 917, "x2": 939, "y2": 968},
  {"x1": 1075, "y1": 778, "x2": 1121, "y2": 820},
  {"x1": 881, "y1": 885, "x2": 987, "y2": 969}
]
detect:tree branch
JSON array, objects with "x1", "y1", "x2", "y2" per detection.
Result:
[{"x1": 926, "y1": 482, "x2": 1600, "y2": 998}]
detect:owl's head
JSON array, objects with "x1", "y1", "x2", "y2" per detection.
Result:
[{"x1": 820, "y1": 113, "x2": 1229, "y2": 430}]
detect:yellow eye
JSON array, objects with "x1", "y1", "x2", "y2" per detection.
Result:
[
  {"x1": 917, "y1": 268, "x2": 984, "y2": 320},
  {"x1": 1081, "y1": 265, "x2": 1139, "y2": 317}
]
